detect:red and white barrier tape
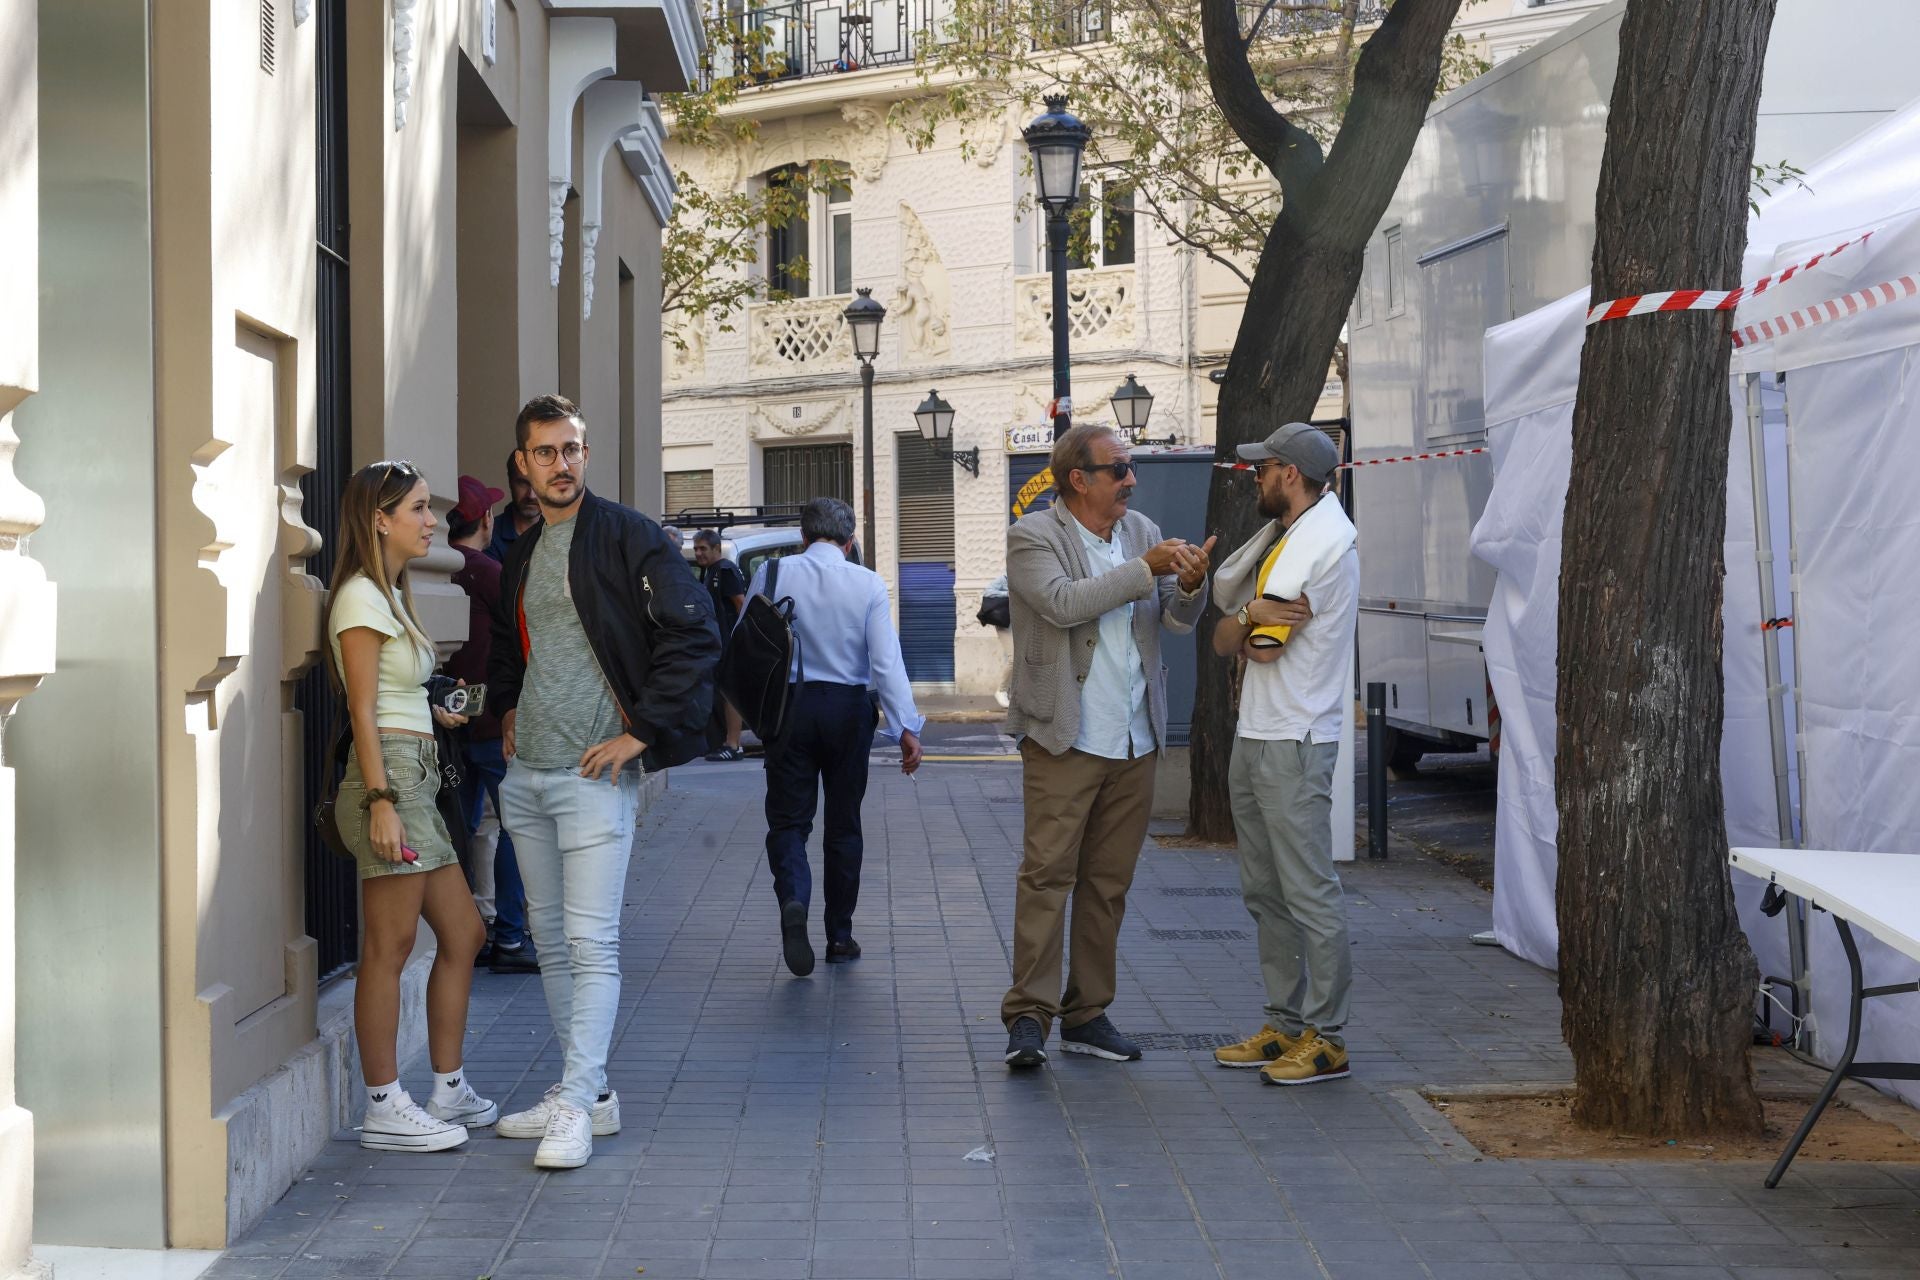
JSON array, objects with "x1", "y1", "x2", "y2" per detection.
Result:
[
  {"x1": 1731, "y1": 274, "x2": 1920, "y2": 349},
  {"x1": 1215, "y1": 447, "x2": 1489, "y2": 474},
  {"x1": 1585, "y1": 232, "x2": 1875, "y2": 326}
]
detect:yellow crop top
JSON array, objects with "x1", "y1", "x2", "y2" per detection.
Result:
[{"x1": 328, "y1": 573, "x2": 436, "y2": 734}]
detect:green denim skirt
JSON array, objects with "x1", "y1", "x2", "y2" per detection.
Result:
[{"x1": 336, "y1": 733, "x2": 461, "y2": 881}]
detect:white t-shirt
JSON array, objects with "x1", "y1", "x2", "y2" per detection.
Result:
[
  {"x1": 329, "y1": 573, "x2": 435, "y2": 734},
  {"x1": 1237, "y1": 546, "x2": 1359, "y2": 743}
]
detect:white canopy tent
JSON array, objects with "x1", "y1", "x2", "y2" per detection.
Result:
[{"x1": 1471, "y1": 96, "x2": 1920, "y2": 1103}]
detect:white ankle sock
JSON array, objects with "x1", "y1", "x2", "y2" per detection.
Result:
[
  {"x1": 366, "y1": 1080, "x2": 403, "y2": 1112},
  {"x1": 430, "y1": 1068, "x2": 467, "y2": 1107}
]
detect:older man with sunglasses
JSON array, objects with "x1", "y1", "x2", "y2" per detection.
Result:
[{"x1": 1000, "y1": 423, "x2": 1215, "y2": 1068}]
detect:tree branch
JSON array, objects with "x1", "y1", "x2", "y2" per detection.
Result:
[{"x1": 1199, "y1": 0, "x2": 1325, "y2": 198}]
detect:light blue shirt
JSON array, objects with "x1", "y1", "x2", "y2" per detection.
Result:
[
  {"x1": 745, "y1": 541, "x2": 927, "y2": 743},
  {"x1": 1067, "y1": 510, "x2": 1155, "y2": 760}
]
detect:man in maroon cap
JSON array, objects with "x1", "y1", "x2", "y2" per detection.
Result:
[{"x1": 448, "y1": 475, "x2": 538, "y2": 974}]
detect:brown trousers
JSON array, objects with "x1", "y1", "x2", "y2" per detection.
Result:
[{"x1": 1000, "y1": 740, "x2": 1156, "y2": 1034}]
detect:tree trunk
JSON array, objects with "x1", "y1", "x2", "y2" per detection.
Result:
[
  {"x1": 1188, "y1": 0, "x2": 1465, "y2": 839},
  {"x1": 1556, "y1": 0, "x2": 1774, "y2": 1137}
]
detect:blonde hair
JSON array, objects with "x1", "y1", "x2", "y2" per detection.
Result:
[{"x1": 325, "y1": 459, "x2": 434, "y2": 688}]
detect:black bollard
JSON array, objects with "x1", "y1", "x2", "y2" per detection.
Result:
[{"x1": 1366, "y1": 682, "x2": 1388, "y2": 860}]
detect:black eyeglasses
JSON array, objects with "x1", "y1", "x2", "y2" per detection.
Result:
[
  {"x1": 525, "y1": 442, "x2": 585, "y2": 467},
  {"x1": 1076, "y1": 461, "x2": 1135, "y2": 482}
]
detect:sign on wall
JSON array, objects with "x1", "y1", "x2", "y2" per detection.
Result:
[{"x1": 1004, "y1": 423, "x2": 1052, "y2": 454}]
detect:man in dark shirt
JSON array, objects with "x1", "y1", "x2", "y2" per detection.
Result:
[
  {"x1": 693, "y1": 528, "x2": 749, "y2": 761},
  {"x1": 449, "y1": 475, "x2": 538, "y2": 973},
  {"x1": 486, "y1": 450, "x2": 541, "y2": 564}
]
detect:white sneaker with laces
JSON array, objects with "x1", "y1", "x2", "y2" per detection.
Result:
[
  {"x1": 497, "y1": 1083, "x2": 622, "y2": 1139},
  {"x1": 534, "y1": 1100, "x2": 593, "y2": 1169},
  {"x1": 360, "y1": 1091, "x2": 468, "y2": 1153},
  {"x1": 426, "y1": 1080, "x2": 499, "y2": 1129}
]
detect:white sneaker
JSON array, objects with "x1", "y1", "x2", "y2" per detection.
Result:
[
  {"x1": 497, "y1": 1083, "x2": 622, "y2": 1139},
  {"x1": 534, "y1": 1100, "x2": 593, "y2": 1169},
  {"x1": 360, "y1": 1091, "x2": 468, "y2": 1153},
  {"x1": 425, "y1": 1079, "x2": 499, "y2": 1129}
]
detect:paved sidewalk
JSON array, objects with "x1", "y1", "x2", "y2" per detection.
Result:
[{"x1": 208, "y1": 757, "x2": 1920, "y2": 1280}]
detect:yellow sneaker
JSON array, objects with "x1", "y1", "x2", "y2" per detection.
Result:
[
  {"x1": 1259, "y1": 1034, "x2": 1350, "y2": 1086},
  {"x1": 1213, "y1": 1025, "x2": 1304, "y2": 1069}
]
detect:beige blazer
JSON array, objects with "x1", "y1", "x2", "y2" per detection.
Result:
[{"x1": 1004, "y1": 501, "x2": 1209, "y2": 756}]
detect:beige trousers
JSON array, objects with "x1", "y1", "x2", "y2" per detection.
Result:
[{"x1": 1001, "y1": 740, "x2": 1156, "y2": 1034}]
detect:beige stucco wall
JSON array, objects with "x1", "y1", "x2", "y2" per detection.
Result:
[{"x1": 0, "y1": 4, "x2": 48, "y2": 1274}]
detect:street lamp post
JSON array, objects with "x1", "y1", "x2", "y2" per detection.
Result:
[
  {"x1": 843, "y1": 286, "x2": 887, "y2": 564},
  {"x1": 1023, "y1": 93, "x2": 1091, "y2": 440}
]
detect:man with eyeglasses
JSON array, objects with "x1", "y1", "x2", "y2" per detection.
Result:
[
  {"x1": 1000, "y1": 422, "x2": 1214, "y2": 1068},
  {"x1": 1207, "y1": 422, "x2": 1359, "y2": 1087},
  {"x1": 487, "y1": 394, "x2": 721, "y2": 1169}
]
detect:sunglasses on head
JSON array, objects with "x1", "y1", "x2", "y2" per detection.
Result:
[
  {"x1": 1077, "y1": 460, "x2": 1135, "y2": 482},
  {"x1": 373, "y1": 458, "x2": 421, "y2": 485}
]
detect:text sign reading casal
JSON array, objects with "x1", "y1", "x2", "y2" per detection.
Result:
[{"x1": 1005, "y1": 423, "x2": 1052, "y2": 454}]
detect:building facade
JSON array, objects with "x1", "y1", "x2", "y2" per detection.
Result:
[
  {"x1": 0, "y1": 0, "x2": 702, "y2": 1262},
  {"x1": 658, "y1": 0, "x2": 1608, "y2": 699}
]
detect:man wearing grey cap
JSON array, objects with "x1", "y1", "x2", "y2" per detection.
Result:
[{"x1": 1206, "y1": 422, "x2": 1360, "y2": 1086}]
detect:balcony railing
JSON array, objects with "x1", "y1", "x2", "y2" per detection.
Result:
[
  {"x1": 1014, "y1": 264, "x2": 1136, "y2": 356},
  {"x1": 748, "y1": 295, "x2": 855, "y2": 375},
  {"x1": 711, "y1": 0, "x2": 1107, "y2": 85}
]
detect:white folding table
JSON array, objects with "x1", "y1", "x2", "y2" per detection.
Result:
[{"x1": 1728, "y1": 847, "x2": 1920, "y2": 1187}]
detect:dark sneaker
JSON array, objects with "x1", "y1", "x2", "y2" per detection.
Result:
[
  {"x1": 474, "y1": 924, "x2": 495, "y2": 969},
  {"x1": 705, "y1": 745, "x2": 747, "y2": 762},
  {"x1": 781, "y1": 900, "x2": 815, "y2": 976},
  {"x1": 825, "y1": 938, "x2": 862, "y2": 964},
  {"x1": 1059, "y1": 1014, "x2": 1142, "y2": 1062},
  {"x1": 489, "y1": 941, "x2": 540, "y2": 974},
  {"x1": 1005, "y1": 1016, "x2": 1048, "y2": 1069}
]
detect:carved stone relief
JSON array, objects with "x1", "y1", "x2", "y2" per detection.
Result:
[
  {"x1": 393, "y1": 0, "x2": 418, "y2": 130},
  {"x1": 665, "y1": 317, "x2": 708, "y2": 385},
  {"x1": 958, "y1": 112, "x2": 1008, "y2": 168},
  {"x1": 1014, "y1": 265, "x2": 1136, "y2": 354},
  {"x1": 750, "y1": 399, "x2": 851, "y2": 441},
  {"x1": 893, "y1": 204, "x2": 952, "y2": 363},
  {"x1": 834, "y1": 102, "x2": 891, "y2": 183}
]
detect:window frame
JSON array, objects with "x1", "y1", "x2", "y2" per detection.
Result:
[
  {"x1": 762, "y1": 162, "x2": 855, "y2": 300},
  {"x1": 1046, "y1": 171, "x2": 1138, "y2": 272},
  {"x1": 1384, "y1": 225, "x2": 1406, "y2": 318}
]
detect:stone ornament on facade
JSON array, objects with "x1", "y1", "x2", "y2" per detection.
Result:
[
  {"x1": 894, "y1": 204, "x2": 952, "y2": 362},
  {"x1": 548, "y1": 180, "x2": 569, "y2": 287},
  {"x1": 750, "y1": 398, "x2": 849, "y2": 440},
  {"x1": 1015, "y1": 264, "x2": 1136, "y2": 354},
  {"x1": 959, "y1": 112, "x2": 1009, "y2": 168},
  {"x1": 834, "y1": 102, "x2": 891, "y2": 183},
  {"x1": 545, "y1": 19, "x2": 619, "y2": 289},
  {"x1": 665, "y1": 318, "x2": 708, "y2": 385},
  {"x1": 581, "y1": 223, "x2": 602, "y2": 318},
  {"x1": 392, "y1": 0, "x2": 418, "y2": 130},
  {"x1": 483, "y1": 0, "x2": 497, "y2": 65},
  {"x1": 748, "y1": 296, "x2": 853, "y2": 374}
]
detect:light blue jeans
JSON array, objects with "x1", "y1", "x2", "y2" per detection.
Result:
[{"x1": 499, "y1": 760, "x2": 642, "y2": 1108}]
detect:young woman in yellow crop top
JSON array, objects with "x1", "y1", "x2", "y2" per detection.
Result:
[{"x1": 326, "y1": 459, "x2": 496, "y2": 1151}]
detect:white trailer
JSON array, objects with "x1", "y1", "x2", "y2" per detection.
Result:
[{"x1": 1345, "y1": 0, "x2": 1920, "y2": 767}]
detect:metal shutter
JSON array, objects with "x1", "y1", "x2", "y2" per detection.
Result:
[
  {"x1": 896, "y1": 433, "x2": 955, "y2": 683},
  {"x1": 664, "y1": 469, "x2": 713, "y2": 518}
]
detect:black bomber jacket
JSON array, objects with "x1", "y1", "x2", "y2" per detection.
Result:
[{"x1": 487, "y1": 489, "x2": 721, "y2": 771}]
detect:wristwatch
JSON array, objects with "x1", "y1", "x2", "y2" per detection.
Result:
[{"x1": 1236, "y1": 604, "x2": 1252, "y2": 627}]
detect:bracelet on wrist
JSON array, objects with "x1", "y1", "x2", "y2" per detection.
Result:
[{"x1": 361, "y1": 788, "x2": 399, "y2": 810}]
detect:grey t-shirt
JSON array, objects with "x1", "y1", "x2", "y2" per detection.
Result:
[{"x1": 514, "y1": 516, "x2": 626, "y2": 768}]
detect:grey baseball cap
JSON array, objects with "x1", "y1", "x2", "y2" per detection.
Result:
[{"x1": 1236, "y1": 421, "x2": 1339, "y2": 483}]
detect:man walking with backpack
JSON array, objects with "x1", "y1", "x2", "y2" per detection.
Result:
[
  {"x1": 488, "y1": 394, "x2": 720, "y2": 1169},
  {"x1": 746, "y1": 497, "x2": 924, "y2": 975}
]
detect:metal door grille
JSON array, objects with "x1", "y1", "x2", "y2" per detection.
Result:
[
  {"x1": 300, "y1": 0, "x2": 358, "y2": 982},
  {"x1": 764, "y1": 442, "x2": 852, "y2": 506}
]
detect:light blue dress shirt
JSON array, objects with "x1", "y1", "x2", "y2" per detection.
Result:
[
  {"x1": 745, "y1": 541, "x2": 927, "y2": 743},
  {"x1": 1067, "y1": 510, "x2": 1155, "y2": 760}
]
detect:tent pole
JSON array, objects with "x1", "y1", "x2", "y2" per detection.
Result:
[{"x1": 1746, "y1": 372, "x2": 1809, "y2": 1050}]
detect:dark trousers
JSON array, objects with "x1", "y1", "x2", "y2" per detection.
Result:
[
  {"x1": 462, "y1": 735, "x2": 530, "y2": 947},
  {"x1": 764, "y1": 682, "x2": 878, "y2": 943}
]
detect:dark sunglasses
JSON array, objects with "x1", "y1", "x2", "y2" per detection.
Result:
[{"x1": 1076, "y1": 460, "x2": 1135, "y2": 482}]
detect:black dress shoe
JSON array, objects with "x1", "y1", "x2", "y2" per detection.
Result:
[
  {"x1": 825, "y1": 938, "x2": 862, "y2": 964},
  {"x1": 1005, "y1": 1016, "x2": 1048, "y2": 1069},
  {"x1": 781, "y1": 900, "x2": 815, "y2": 976}
]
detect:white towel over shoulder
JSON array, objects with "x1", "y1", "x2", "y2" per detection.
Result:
[{"x1": 1213, "y1": 493, "x2": 1356, "y2": 612}]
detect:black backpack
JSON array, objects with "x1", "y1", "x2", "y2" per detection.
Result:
[{"x1": 716, "y1": 558, "x2": 804, "y2": 741}]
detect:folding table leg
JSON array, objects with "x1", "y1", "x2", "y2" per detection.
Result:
[{"x1": 1766, "y1": 916, "x2": 1864, "y2": 1189}]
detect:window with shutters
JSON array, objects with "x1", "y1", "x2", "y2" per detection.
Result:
[
  {"x1": 764, "y1": 162, "x2": 853, "y2": 299},
  {"x1": 763, "y1": 443, "x2": 853, "y2": 507},
  {"x1": 664, "y1": 469, "x2": 714, "y2": 517}
]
